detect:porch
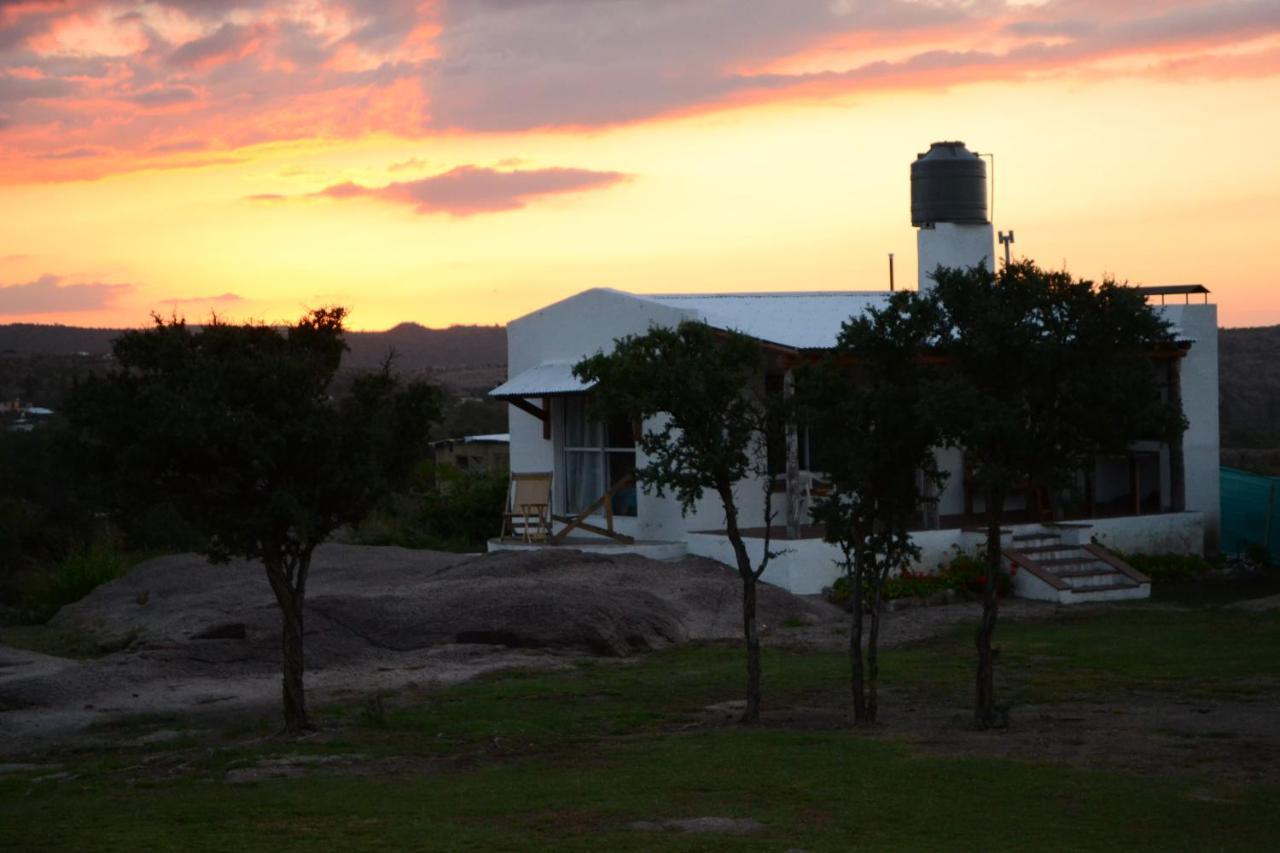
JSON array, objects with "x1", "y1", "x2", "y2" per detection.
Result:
[
  {"x1": 686, "y1": 511, "x2": 1204, "y2": 596},
  {"x1": 487, "y1": 536, "x2": 687, "y2": 560}
]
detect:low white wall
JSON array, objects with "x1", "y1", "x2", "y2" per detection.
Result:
[
  {"x1": 685, "y1": 533, "x2": 844, "y2": 596},
  {"x1": 1084, "y1": 512, "x2": 1205, "y2": 556},
  {"x1": 686, "y1": 527, "x2": 968, "y2": 596},
  {"x1": 688, "y1": 512, "x2": 1204, "y2": 595}
]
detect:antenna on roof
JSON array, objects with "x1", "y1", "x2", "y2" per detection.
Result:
[{"x1": 998, "y1": 230, "x2": 1015, "y2": 267}]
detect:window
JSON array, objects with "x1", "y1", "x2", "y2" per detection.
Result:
[{"x1": 563, "y1": 397, "x2": 637, "y2": 516}]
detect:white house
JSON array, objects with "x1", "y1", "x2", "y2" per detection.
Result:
[{"x1": 489, "y1": 142, "x2": 1220, "y2": 602}]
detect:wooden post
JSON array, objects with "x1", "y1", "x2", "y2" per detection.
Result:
[
  {"x1": 1266, "y1": 483, "x2": 1276, "y2": 557},
  {"x1": 1167, "y1": 358, "x2": 1186, "y2": 512},
  {"x1": 1129, "y1": 454, "x2": 1141, "y2": 515},
  {"x1": 784, "y1": 369, "x2": 801, "y2": 540}
]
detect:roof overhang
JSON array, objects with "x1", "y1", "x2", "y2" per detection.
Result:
[{"x1": 489, "y1": 362, "x2": 595, "y2": 399}]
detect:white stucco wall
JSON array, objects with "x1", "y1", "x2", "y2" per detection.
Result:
[
  {"x1": 1086, "y1": 512, "x2": 1205, "y2": 556},
  {"x1": 687, "y1": 513, "x2": 1205, "y2": 596},
  {"x1": 1159, "y1": 303, "x2": 1219, "y2": 551},
  {"x1": 504, "y1": 288, "x2": 767, "y2": 543},
  {"x1": 916, "y1": 222, "x2": 995, "y2": 292}
]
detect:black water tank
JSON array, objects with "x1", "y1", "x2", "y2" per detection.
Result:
[{"x1": 911, "y1": 141, "x2": 988, "y2": 226}]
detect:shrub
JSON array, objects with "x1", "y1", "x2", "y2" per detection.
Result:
[
  {"x1": 20, "y1": 542, "x2": 127, "y2": 622},
  {"x1": 938, "y1": 550, "x2": 1013, "y2": 599},
  {"x1": 1244, "y1": 542, "x2": 1273, "y2": 570},
  {"x1": 353, "y1": 466, "x2": 509, "y2": 553},
  {"x1": 824, "y1": 567, "x2": 950, "y2": 609},
  {"x1": 883, "y1": 568, "x2": 950, "y2": 600},
  {"x1": 1115, "y1": 551, "x2": 1214, "y2": 582}
]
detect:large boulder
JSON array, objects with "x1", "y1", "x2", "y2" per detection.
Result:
[{"x1": 49, "y1": 544, "x2": 838, "y2": 664}]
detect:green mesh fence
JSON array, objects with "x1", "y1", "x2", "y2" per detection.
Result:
[{"x1": 1220, "y1": 466, "x2": 1280, "y2": 561}]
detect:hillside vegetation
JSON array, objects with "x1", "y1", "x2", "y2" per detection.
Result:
[
  {"x1": 1220, "y1": 325, "x2": 1280, "y2": 454},
  {"x1": 5, "y1": 320, "x2": 1279, "y2": 454},
  {"x1": 0, "y1": 322, "x2": 506, "y2": 404}
]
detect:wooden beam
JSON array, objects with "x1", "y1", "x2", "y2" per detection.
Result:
[
  {"x1": 550, "y1": 515, "x2": 636, "y2": 544},
  {"x1": 499, "y1": 394, "x2": 550, "y2": 440},
  {"x1": 551, "y1": 474, "x2": 636, "y2": 544}
]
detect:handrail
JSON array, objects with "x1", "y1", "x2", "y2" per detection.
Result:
[
  {"x1": 551, "y1": 473, "x2": 636, "y2": 545},
  {"x1": 1082, "y1": 543, "x2": 1152, "y2": 585},
  {"x1": 1003, "y1": 548, "x2": 1071, "y2": 591}
]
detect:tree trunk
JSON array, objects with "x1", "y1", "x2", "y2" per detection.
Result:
[
  {"x1": 719, "y1": 483, "x2": 762, "y2": 724},
  {"x1": 279, "y1": 590, "x2": 308, "y2": 734},
  {"x1": 867, "y1": 563, "x2": 885, "y2": 724},
  {"x1": 974, "y1": 483, "x2": 1004, "y2": 729},
  {"x1": 265, "y1": 551, "x2": 314, "y2": 735},
  {"x1": 741, "y1": 574, "x2": 761, "y2": 724},
  {"x1": 1085, "y1": 463, "x2": 1096, "y2": 518},
  {"x1": 1167, "y1": 357, "x2": 1186, "y2": 513},
  {"x1": 848, "y1": 544, "x2": 867, "y2": 724},
  {"x1": 784, "y1": 369, "x2": 801, "y2": 540}
]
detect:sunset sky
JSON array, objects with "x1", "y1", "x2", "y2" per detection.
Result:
[{"x1": 0, "y1": 0, "x2": 1277, "y2": 330}]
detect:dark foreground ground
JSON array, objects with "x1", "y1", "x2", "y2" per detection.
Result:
[{"x1": 1, "y1": 558, "x2": 1278, "y2": 851}]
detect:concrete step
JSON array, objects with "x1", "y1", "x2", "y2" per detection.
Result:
[
  {"x1": 1067, "y1": 582, "x2": 1142, "y2": 595},
  {"x1": 1062, "y1": 573, "x2": 1133, "y2": 590},
  {"x1": 1015, "y1": 544, "x2": 1079, "y2": 556},
  {"x1": 1039, "y1": 555, "x2": 1097, "y2": 568},
  {"x1": 1054, "y1": 566, "x2": 1118, "y2": 579},
  {"x1": 1008, "y1": 541, "x2": 1150, "y2": 604},
  {"x1": 1011, "y1": 532, "x2": 1061, "y2": 542}
]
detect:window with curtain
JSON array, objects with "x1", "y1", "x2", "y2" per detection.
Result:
[{"x1": 563, "y1": 397, "x2": 637, "y2": 516}]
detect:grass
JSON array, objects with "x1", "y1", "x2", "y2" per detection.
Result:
[
  {"x1": 887, "y1": 603, "x2": 1280, "y2": 705},
  {"x1": 4, "y1": 731, "x2": 1278, "y2": 852},
  {"x1": 3, "y1": 598, "x2": 1279, "y2": 851}
]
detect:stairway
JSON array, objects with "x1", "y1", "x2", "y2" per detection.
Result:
[{"x1": 1005, "y1": 529, "x2": 1151, "y2": 604}]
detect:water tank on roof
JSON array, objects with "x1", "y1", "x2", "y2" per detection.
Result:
[{"x1": 911, "y1": 141, "x2": 988, "y2": 226}]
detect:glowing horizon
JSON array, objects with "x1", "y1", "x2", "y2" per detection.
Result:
[{"x1": 1, "y1": 1, "x2": 1278, "y2": 330}]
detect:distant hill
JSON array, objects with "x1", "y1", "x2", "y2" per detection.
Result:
[
  {"x1": 0, "y1": 322, "x2": 508, "y2": 401},
  {"x1": 345, "y1": 323, "x2": 505, "y2": 372},
  {"x1": 6, "y1": 322, "x2": 1276, "y2": 452},
  {"x1": 0, "y1": 322, "x2": 505, "y2": 366},
  {"x1": 0, "y1": 324, "x2": 119, "y2": 357},
  {"x1": 1219, "y1": 325, "x2": 1280, "y2": 451}
]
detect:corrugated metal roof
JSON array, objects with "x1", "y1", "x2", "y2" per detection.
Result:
[
  {"x1": 635, "y1": 291, "x2": 891, "y2": 350},
  {"x1": 489, "y1": 362, "x2": 595, "y2": 398},
  {"x1": 460, "y1": 433, "x2": 510, "y2": 444},
  {"x1": 1135, "y1": 284, "x2": 1210, "y2": 297}
]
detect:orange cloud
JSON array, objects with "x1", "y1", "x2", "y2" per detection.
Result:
[{"x1": 1, "y1": 0, "x2": 1278, "y2": 185}]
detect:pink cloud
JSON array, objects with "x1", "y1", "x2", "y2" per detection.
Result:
[
  {"x1": 0, "y1": 273, "x2": 132, "y2": 314},
  {"x1": 296, "y1": 165, "x2": 628, "y2": 216},
  {"x1": 158, "y1": 291, "x2": 245, "y2": 305},
  {"x1": 0, "y1": 1, "x2": 1278, "y2": 181}
]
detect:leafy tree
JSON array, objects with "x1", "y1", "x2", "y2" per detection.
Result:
[
  {"x1": 575, "y1": 322, "x2": 781, "y2": 723},
  {"x1": 798, "y1": 291, "x2": 946, "y2": 724},
  {"x1": 926, "y1": 260, "x2": 1184, "y2": 728},
  {"x1": 69, "y1": 309, "x2": 444, "y2": 733},
  {"x1": 0, "y1": 427, "x2": 100, "y2": 588}
]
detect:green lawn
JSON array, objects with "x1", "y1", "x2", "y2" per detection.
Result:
[{"x1": 3, "y1": 600, "x2": 1279, "y2": 852}]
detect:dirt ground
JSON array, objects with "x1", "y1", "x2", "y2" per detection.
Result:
[
  {"x1": 3, "y1": 546, "x2": 1277, "y2": 787},
  {"x1": 1, "y1": 544, "x2": 834, "y2": 754}
]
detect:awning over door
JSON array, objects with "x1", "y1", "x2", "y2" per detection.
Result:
[{"x1": 489, "y1": 362, "x2": 596, "y2": 398}]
